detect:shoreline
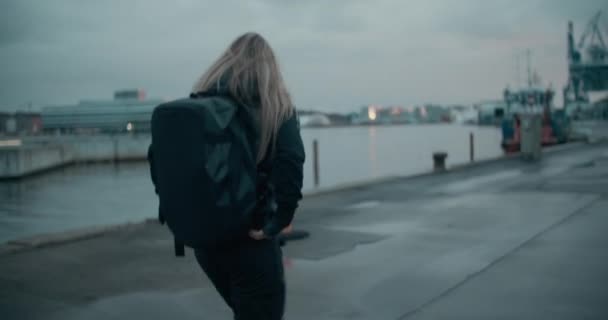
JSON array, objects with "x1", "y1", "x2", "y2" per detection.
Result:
[{"x1": 0, "y1": 140, "x2": 591, "y2": 256}]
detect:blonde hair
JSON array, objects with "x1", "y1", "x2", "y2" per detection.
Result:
[{"x1": 193, "y1": 32, "x2": 295, "y2": 163}]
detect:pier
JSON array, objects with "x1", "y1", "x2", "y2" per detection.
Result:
[{"x1": 1, "y1": 142, "x2": 607, "y2": 319}]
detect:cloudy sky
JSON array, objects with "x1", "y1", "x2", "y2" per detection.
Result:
[{"x1": 1, "y1": 0, "x2": 606, "y2": 112}]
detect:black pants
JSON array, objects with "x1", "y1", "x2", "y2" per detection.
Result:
[{"x1": 195, "y1": 238, "x2": 285, "y2": 320}]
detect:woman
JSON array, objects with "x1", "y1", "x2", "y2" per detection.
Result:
[{"x1": 192, "y1": 32, "x2": 305, "y2": 319}]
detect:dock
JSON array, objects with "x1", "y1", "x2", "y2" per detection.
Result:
[
  {"x1": 1, "y1": 142, "x2": 607, "y2": 319},
  {"x1": 0, "y1": 135, "x2": 150, "y2": 179}
]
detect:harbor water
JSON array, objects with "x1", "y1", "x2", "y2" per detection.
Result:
[{"x1": 0, "y1": 124, "x2": 502, "y2": 243}]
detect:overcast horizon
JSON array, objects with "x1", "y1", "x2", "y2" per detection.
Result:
[{"x1": 1, "y1": 0, "x2": 607, "y2": 113}]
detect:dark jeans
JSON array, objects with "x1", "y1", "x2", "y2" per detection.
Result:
[{"x1": 195, "y1": 238, "x2": 285, "y2": 320}]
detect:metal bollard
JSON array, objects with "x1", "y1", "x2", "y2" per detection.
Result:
[
  {"x1": 469, "y1": 132, "x2": 475, "y2": 162},
  {"x1": 313, "y1": 139, "x2": 319, "y2": 187},
  {"x1": 433, "y1": 152, "x2": 448, "y2": 171},
  {"x1": 112, "y1": 136, "x2": 119, "y2": 163}
]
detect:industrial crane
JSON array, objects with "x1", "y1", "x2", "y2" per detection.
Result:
[{"x1": 564, "y1": 10, "x2": 608, "y2": 105}]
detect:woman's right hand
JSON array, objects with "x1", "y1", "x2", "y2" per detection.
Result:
[{"x1": 249, "y1": 229, "x2": 267, "y2": 240}]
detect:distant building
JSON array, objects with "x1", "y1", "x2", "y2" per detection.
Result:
[
  {"x1": 42, "y1": 89, "x2": 163, "y2": 134},
  {"x1": 423, "y1": 104, "x2": 452, "y2": 123},
  {"x1": 299, "y1": 113, "x2": 331, "y2": 127},
  {"x1": 449, "y1": 105, "x2": 478, "y2": 124},
  {"x1": 0, "y1": 111, "x2": 41, "y2": 135},
  {"x1": 0, "y1": 112, "x2": 9, "y2": 135},
  {"x1": 15, "y1": 112, "x2": 42, "y2": 135},
  {"x1": 353, "y1": 105, "x2": 421, "y2": 125},
  {"x1": 325, "y1": 113, "x2": 352, "y2": 126},
  {"x1": 114, "y1": 89, "x2": 146, "y2": 101},
  {"x1": 297, "y1": 110, "x2": 355, "y2": 127},
  {"x1": 476, "y1": 100, "x2": 508, "y2": 126}
]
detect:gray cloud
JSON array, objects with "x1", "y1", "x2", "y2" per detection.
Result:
[
  {"x1": 0, "y1": 0, "x2": 606, "y2": 112},
  {"x1": 435, "y1": 0, "x2": 607, "y2": 40}
]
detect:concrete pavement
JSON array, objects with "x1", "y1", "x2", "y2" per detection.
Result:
[{"x1": 1, "y1": 143, "x2": 608, "y2": 319}]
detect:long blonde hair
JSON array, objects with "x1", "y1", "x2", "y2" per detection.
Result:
[{"x1": 193, "y1": 32, "x2": 294, "y2": 163}]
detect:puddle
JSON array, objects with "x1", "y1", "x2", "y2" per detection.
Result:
[{"x1": 345, "y1": 201, "x2": 381, "y2": 210}]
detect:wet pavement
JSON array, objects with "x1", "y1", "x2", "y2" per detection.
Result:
[{"x1": 1, "y1": 143, "x2": 607, "y2": 319}]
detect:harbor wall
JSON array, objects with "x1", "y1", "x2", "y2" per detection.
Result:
[
  {"x1": 0, "y1": 145, "x2": 74, "y2": 179},
  {"x1": 0, "y1": 134, "x2": 151, "y2": 179},
  {"x1": 63, "y1": 135, "x2": 151, "y2": 162}
]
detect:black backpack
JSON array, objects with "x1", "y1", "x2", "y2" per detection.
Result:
[{"x1": 148, "y1": 91, "x2": 258, "y2": 255}]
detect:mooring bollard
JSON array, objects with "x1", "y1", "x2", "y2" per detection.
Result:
[
  {"x1": 112, "y1": 136, "x2": 119, "y2": 163},
  {"x1": 433, "y1": 152, "x2": 448, "y2": 171},
  {"x1": 469, "y1": 132, "x2": 475, "y2": 163},
  {"x1": 313, "y1": 139, "x2": 319, "y2": 187}
]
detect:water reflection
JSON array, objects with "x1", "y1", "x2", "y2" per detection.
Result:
[
  {"x1": 0, "y1": 162, "x2": 158, "y2": 243},
  {"x1": 368, "y1": 127, "x2": 378, "y2": 177}
]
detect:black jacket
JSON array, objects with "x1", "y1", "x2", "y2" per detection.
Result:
[{"x1": 255, "y1": 113, "x2": 305, "y2": 237}]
